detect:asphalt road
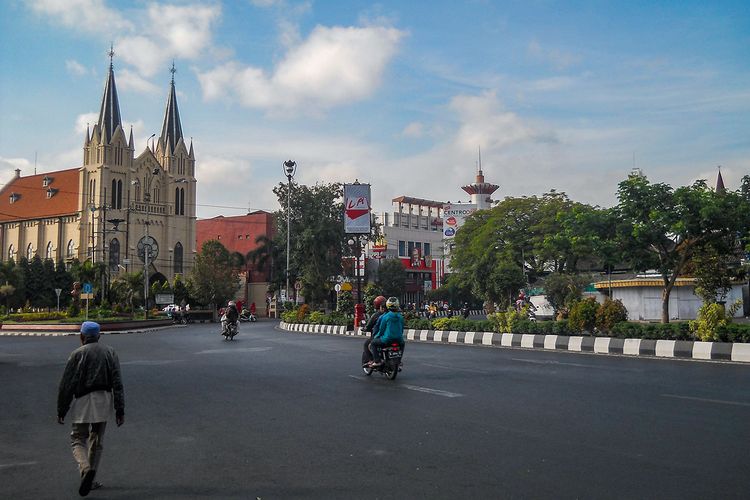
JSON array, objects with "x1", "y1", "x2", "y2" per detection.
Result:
[{"x1": 1, "y1": 320, "x2": 749, "y2": 499}]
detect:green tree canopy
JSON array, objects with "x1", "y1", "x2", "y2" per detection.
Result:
[
  {"x1": 616, "y1": 174, "x2": 750, "y2": 322},
  {"x1": 188, "y1": 240, "x2": 240, "y2": 308},
  {"x1": 376, "y1": 258, "x2": 406, "y2": 298}
]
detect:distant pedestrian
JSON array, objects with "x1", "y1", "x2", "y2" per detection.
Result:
[{"x1": 57, "y1": 321, "x2": 124, "y2": 497}]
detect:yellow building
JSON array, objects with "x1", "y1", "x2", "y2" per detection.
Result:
[{"x1": 0, "y1": 55, "x2": 196, "y2": 284}]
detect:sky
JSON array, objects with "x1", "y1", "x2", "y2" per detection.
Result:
[{"x1": 1, "y1": 0, "x2": 748, "y2": 219}]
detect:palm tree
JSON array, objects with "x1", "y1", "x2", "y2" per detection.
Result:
[
  {"x1": 110, "y1": 271, "x2": 144, "y2": 318},
  {"x1": 246, "y1": 235, "x2": 282, "y2": 291}
]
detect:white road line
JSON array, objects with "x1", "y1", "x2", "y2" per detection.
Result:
[
  {"x1": 0, "y1": 461, "x2": 38, "y2": 469},
  {"x1": 347, "y1": 376, "x2": 463, "y2": 398},
  {"x1": 420, "y1": 362, "x2": 492, "y2": 375},
  {"x1": 121, "y1": 360, "x2": 181, "y2": 366},
  {"x1": 661, "y1": 394, "x2": 750, "y2": 407},
  {"x1": 512, "y1": 358, "x2": 591, "y2": 368},
  {"x1": 401, "y1": 385, "x2": 463, "y2": 398}
]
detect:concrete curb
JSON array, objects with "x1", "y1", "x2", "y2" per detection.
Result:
[
  {"x1": 278, "y1": 322, "x2": 750, "y2": 363},
  {"x1": 0, "y1": 325, "x2": 183, "y2": 337}
]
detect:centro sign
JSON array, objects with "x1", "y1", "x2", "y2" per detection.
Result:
[{"x1": 442, "y1": 203, "x2": 476, "y2": 240}]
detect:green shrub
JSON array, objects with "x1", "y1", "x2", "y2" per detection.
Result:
[
  {"x1": 595, "y1": 298, "x2": 628, "y2": 333},
  {"x1": 6, "y1": 312, "x2": 68, "y2": 322},
  {"x1": 308, "y1": 311, "x2": 326, "y2": 324},
  {"x1": 690, "y1": 300, "x2": 742, "y2": 342},
  {"x1": 717, "y1": 323, "x2": 750, "y2": 343},
  {"x1": 568, "y1": 298, "x2": 600, "y2": 333}
]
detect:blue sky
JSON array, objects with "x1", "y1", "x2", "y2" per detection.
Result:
[{"x1": 1, "y1": 0, "x2": 748, "y2": 219}]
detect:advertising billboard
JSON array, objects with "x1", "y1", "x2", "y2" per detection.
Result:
[
  {"x1": 344, "y1": 183, "x2": 371, "y2": 234},
  {"x1": 442, "y1": 203, "x2": 476, "y2": 239}
]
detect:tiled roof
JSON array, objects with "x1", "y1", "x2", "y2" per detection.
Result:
[{"x1": 0, "y1": 168, "x2": 80, "y2": 222}]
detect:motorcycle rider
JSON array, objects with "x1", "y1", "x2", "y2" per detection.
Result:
[
  {"x1": 221, "y1": 300, "x2": 239, "y2": 336},
  {"x1": 369, "y1": 297, "x2": 405, "y2": 367},
  {"x1": 362, "y1": 295, "x2": 387, "y2": 367}
]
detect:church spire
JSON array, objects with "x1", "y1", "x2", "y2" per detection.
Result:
[
  {"x1": 96, "y1": 44, "x2": 122, "y2": 144},
  {"x1": 716, "y1": 166, "x2": 726, "y2": 195},
  {"x1": 159, "y1": 61, "x2": 184, "y2": 154}
]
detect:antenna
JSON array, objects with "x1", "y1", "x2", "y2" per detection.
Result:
[
  {"x1": 34, "y1": 151, "x2": 37, "y2": 175},
  {"x1": 478, "y1": 145, "x2": 482, "y2": 173}
]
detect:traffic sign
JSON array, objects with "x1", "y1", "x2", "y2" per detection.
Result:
[
  {"x1": 341, "y1": 282, "x2": 353, "y2": 292},
  {"x1": 83, "y1": 283, "x2": 93, "y2": 294},
  {"x1": 334, "y1": 284, "x2": 342, "y2": 293},
  {"x1": 295, "y1": 281, "x2": 302, "y2": 290}
]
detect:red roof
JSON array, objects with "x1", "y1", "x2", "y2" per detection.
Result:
[{"x1": 0, "y1": 168, "x2": 80, "y2": 222}]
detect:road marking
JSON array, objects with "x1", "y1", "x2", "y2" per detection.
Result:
[
  {"x1": 512, "y1": 358, "x2": 592, "y2": 368},
  {"x1": 347, "y1": 376, "x2": 462, "y2": 398},
  {"x1": 401, "y1": 384, "x2": 463, "y2": 398},
  {"x1": 661, "y1": 394, "x2": 750, "y2": 407},
  {"x1": 196, "y1": 346, "x2": 272, "y2": 354},
  {"x1": 0, "y1": 461, "x2": 38, "y2": 470}
]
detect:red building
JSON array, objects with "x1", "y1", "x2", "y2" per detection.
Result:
[{"x1": 196, "y1": 211, "x2": 276, "y2": 314}]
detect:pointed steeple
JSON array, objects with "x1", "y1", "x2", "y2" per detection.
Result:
[
  {"x1": 85, "y1": 123, "x2": 90, "y2": 147},
  {"x1": 159, "y1": 62, "x2": 184, "y2": 154},
  {"x1": 128, "y1": 125, "x2": 134, "y2": 149},
  {"x1": 716, "y1": 167, "x2": 726, "y2": 195},
  {"x1": 97, "y1": 45, "x2": 122, "y2": 145}
]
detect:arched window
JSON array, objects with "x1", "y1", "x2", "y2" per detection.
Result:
[
  {"x1": 134, "y1": 181, "x2": 141, "y2": 202},
  {"x1": 175, "y1": 187, "x2": 180, "y2": 215},
  {"x1": 174, "y1": 242, "x2": 183, "y2": 275},
  {"x1": 180, "y1": 188, "x2": 185, "y2": 215},
  {"x1": 111, "y1": 179, "x2": 123, "y2": 209},
  {"x1": 67, "y1": 239, "x2": 75, "y2": 258},
  {"x1": 46, "y1": 241, "x2": 53, "y2": 260},
  {"x1": 8, "y1": 244, "x2": 15, "y2": 261},
  {"x1": 109, "y1": 238, "x2": 120, "y2": 271},
  {"x1": 117, "y1": 180, "x2": 123, "y2": 209},
  {"x1": 112, "y1": 179, "x2": 117, "y2": 207},
  {"x1": 153, "y1": 183, "x2": 160, "y2": 203},
  {"x1": 26, "y1": 243, "x2": 34, "y2": 260}
]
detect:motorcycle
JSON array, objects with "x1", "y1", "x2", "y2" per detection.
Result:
[
  {"x1": 362, "y1": 342, "x2": 403, "y2": 380},
  {"x1": 169, "y1": 310, "x2": 188, "y2": 325},
  {"x1": 239, "y1": 310, "x2": 256, "y2": 322},
  {"x1": 222, "y1": 320, "x2": 238, "y2": 341}
]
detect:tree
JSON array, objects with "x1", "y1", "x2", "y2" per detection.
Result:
[
  {"x1": 616, "y1": 175, "x2": 750, "y2": 323},
  {"x1": 363, "y1": 283, "x2": 384, "y2": 314},
  {"x1": 110, "y1": 272, "x2": 143, "y2": 317},
  {"x1": 246, "y1": 235, "x2": 283, "y2": 293},
  {"x1": 542, "y1": 272, "x2": 590, "y2": 318},
  {"x1": 273, "y1": 181, "x2": 346, "y2": 308},
  {"x1": 188, "y1": 240, "x2": 240, "y2": 309},
  {"x1": 376, "y1": 258, "x2": 406, "y2": 298}
]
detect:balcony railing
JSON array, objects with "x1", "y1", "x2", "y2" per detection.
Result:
[{"x1": 129, "y1": 201, "x2": 169, "y2": 215}]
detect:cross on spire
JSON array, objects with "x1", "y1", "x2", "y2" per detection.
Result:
[
  {"x1": 170, "y1": 61, "x2": 176, "y2": 83},
  {"x1": 108, "y1": 43, "x2": 115, "y2": 67}
]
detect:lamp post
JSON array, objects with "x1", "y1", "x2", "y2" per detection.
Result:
[
  {"x1": 348, "y1": 236, "x2": 363, "y2": 304},
  {"x1": 282, "y1": 160, "x2": 297, "y2": 304},
  {"x1": 133, "y1": 166, "x2": 160, "y2": 319}
]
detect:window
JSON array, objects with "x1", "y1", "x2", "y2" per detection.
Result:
[
  {"x1": 26, "y1": 243, "x2": 34, "y2": 260},
  {"x1": 180, "y1": 188, "x2": 185, "y2": 215},
  {"x1": 407, "y1": 241, "x2": 415, "y2": 258},
  {"x1": 9, "y1": 193, "x2": 19, "y2": 204},
  {"x1": 174, "y1": 187, "x2": 185, "y2": 215},
  {"x1": 424, "y1": 242, "x2": 431, "y2": 256},
  {"x1": 111, "y1": 179, "x2": 123, "y2": 209},
  {"x1": 109, "y1": 239, "x2": 120, "y2": 271},
  {"x1": 174, "y1": 242, "x2": 183, "y2": 275},
  {"x1": 8, "y1": 244, "x2": 15, "y2": 261},
  {"x1": 67, "y1": 240, "x2": 75, "y2": 258},
  {"x1": 46, "y1": 242, "x2": 53, "y2": 260},
  {"x1": 415, "y1": 242, "x2": 422, "y2": 254},
  {"x1": 153, "y1": 183, "x2": 160, "y2": 203},
  {"x1": 42, "y1": 176, "x2": 51, "y2": 187},
  {"x1": 398, "y1": 240, "x2": 406, "y2": 257},
  {"x1": 133, "y1": 181, "x2": 141, "y2": 202}
]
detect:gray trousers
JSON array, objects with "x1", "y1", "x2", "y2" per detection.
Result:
[{"x1": 70, "y1": 422, "x2": 106, "y2": 475}]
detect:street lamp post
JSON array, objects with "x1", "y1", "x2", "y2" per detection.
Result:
[{"x1": 283, "y1": 160, "x2": 297, "y2": 304}]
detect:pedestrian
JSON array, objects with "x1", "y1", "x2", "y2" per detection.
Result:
[{"x1": 57, "y1": 321, "x2": 125, "y2": 497}]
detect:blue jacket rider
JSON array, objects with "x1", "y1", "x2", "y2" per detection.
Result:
[{"x1": 369, "y1": 297, "x2": 405, "y2": 366}]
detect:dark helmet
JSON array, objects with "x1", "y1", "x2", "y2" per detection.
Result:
[{"x1": 373, "y1": 295, "x2": 387, "y2": 308}]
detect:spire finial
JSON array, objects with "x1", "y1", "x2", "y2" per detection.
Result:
[
  {"x1": 108, "y1": 43, "x2": 115, "y2": 67},
  {"x1": 170, "y1": 61, "x2": 176, "y2": 84}
]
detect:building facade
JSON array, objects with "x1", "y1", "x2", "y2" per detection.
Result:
[
  {"x1": 0, "y1": 56, "x2": 196, "y2": 284},
  {"x1": 196, "y1": 211, "x2": 276, "y2": 315}
]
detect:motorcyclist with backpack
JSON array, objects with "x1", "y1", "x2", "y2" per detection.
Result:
[
  {"x1": 368, "y1": 297, "x2": 405, "y2": 368},
  {"x1": 221, "y1": 300, "x2": 239, "y2": 337},
  {"x1": 362, "y1": 295, "x2": 387, "y2": 367}
]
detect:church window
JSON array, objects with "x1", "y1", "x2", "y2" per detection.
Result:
[
  {"x1": 8, "y1": 244, "x2": 16, "y2": 261},
  {"x1": 67, "y1": 240, "x2": 75, "y2": 258},
  {"x1": 26, "y1": 243, "x2": 34, "y2": 260},
  {"x1": 42, "y1": 176, "x2": 52, "y2": 187},
  {"x1": 111, "y1": 179, "x2": 123, "y2": 209},
  {"x1": 109, "y1": 238, "x2": 120, "y2": 272},
  {"x1": 46, "y1": 242, "x2": 53, "y2": 260},
  {"x1": 153, "y1": 183, "x2": 160, "y2": 203},
  {"x1": 174, "y1": 242, "x2": 183, "y2": 275},
  {"x1": 133, "y1": 181, "x2": 141, "y2": 202}
]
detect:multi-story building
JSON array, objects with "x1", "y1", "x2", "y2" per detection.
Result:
[
  {"x1": 196, "y1": 211, "x2": 276, "y2": 315},
  {"x1": 0, "y1": 54, "x2": 197, "y2": 284}
]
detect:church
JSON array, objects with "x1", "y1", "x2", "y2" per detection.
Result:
[{"x1": 0, "y1": 53, "x2": 196, "y2": 284}]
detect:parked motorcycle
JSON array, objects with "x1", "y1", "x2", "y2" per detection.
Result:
[
  {"x1": 362, "y1": 342, "x2": 403, "y2": 380},
  {"x1": 222, "y1": 321, "x2": 238, "y2": 341},
  {"x1": 239, "y1": 310, "x2": 256, "y2": 322}
]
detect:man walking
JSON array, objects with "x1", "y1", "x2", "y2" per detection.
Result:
[{"x1": 57, "y1": 321, "x2": 125, "y2": 497}]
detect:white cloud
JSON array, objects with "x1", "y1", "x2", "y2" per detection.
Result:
[
  {"x1": 197, "y1": 24, "x2": 404, "y2": 112},
  {"x1": 449, "y1": 91, "x2": 556, "y2": 154},
  {"x1": 75, "y1": 113, "x2": 99, "y2": 135},
  {"x1": 402, "y1": 122, "x2": 424, "y2": 138},
  {"x1": 0, "y1": 157, "x2": 32, "y2": 187},
  {"x1": 27, "y1": 0, "x2": 132, "y2": 34},
  {"x1": 117, "y1": 69, "x2": 159, "y2": 94},
  {"x1": 65, "y1": 59, "x2": 89, "y2": 77}
]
